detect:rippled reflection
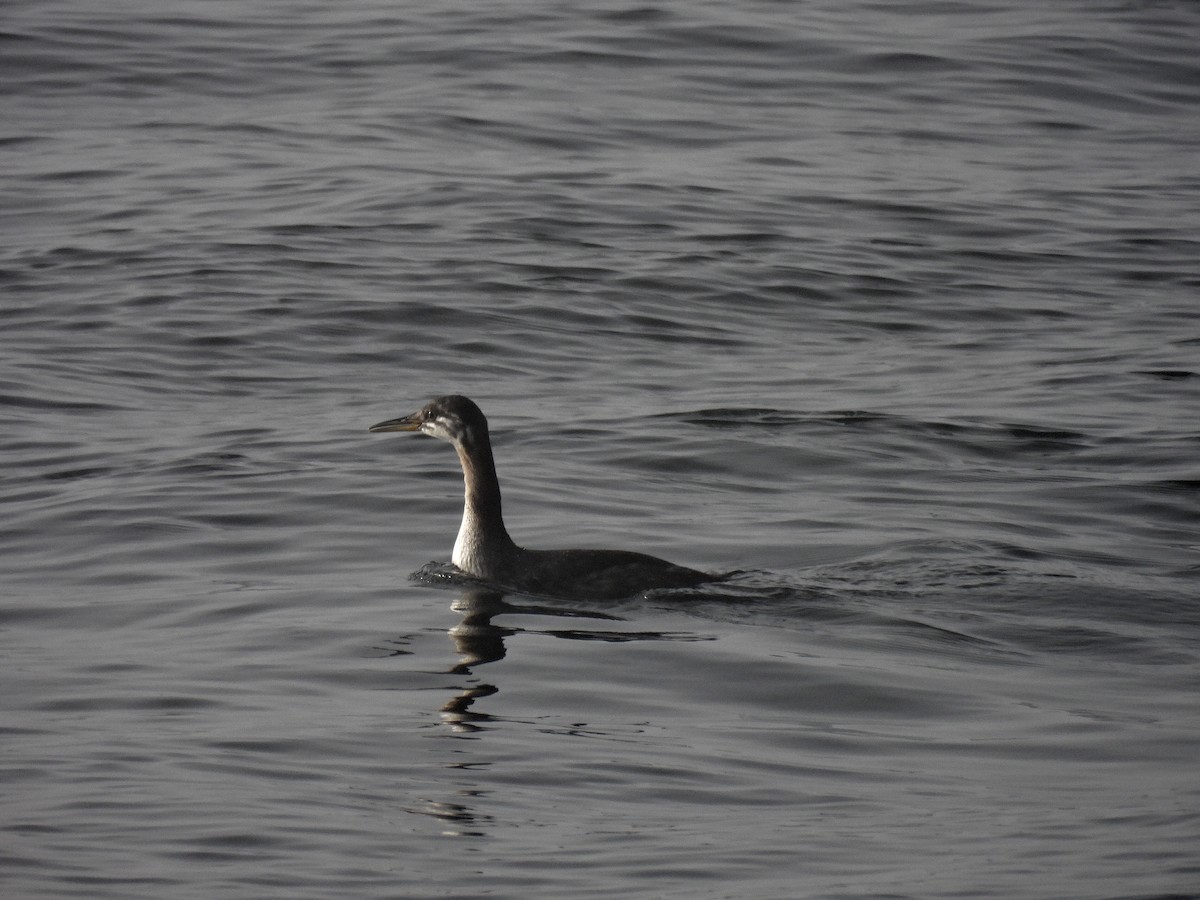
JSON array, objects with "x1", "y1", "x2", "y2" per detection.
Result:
[{"x1": 436, "y1": 586, "x2": 716, "y2": 733}]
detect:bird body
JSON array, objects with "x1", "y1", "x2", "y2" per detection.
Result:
[{"x1": 369, "y1": 395, "x2": 712, "y2": 600}]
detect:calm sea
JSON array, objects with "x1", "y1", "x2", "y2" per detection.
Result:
[{"x1": 2, "y1": 1, "x2": 1198, "y2": 897}]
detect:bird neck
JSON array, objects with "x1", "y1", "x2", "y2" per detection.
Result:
[{"x1": 452, "y1": 437, "x2": 517, "y2": 575}]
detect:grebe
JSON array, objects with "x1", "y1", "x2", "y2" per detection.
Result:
[{"x1": 369, "y1": 395, "x2": 713, "y2": 600}]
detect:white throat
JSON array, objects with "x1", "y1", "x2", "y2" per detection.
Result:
[{"x1": 452, "y1": 505, "x2": 483, "y2": 574}]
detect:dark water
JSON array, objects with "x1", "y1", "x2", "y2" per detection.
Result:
[{"x1": 3, "y1": 1, "x2": 1199, "y2": 897}]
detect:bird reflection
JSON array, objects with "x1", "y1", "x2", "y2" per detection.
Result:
[
  {"x1": 439, "y1": 587, "x2": 603, "y2": 731},
  {"x1": 415, "y1": 586, "x2": 719, "y2": 834},
  {"x1": 439, "y1": 588, "x2": 509, "y2": 732},
  {"x1": 446, "y1": 588, "x2": 515, "y2": 672},
  {"x1": 409, "y1": 793, "x2": 494, "y2": 838},
  {"x1": 437, "y1": 586, "x2": 714, "y2": 732}
]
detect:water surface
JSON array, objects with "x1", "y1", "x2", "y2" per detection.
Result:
[{"x1": 2, "y1": 1, "x2": 1199, "y2": 897}]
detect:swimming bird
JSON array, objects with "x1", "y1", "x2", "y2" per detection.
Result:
[{"x1": 369, "y1": 395, "x2": 713, "y2": 600}]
